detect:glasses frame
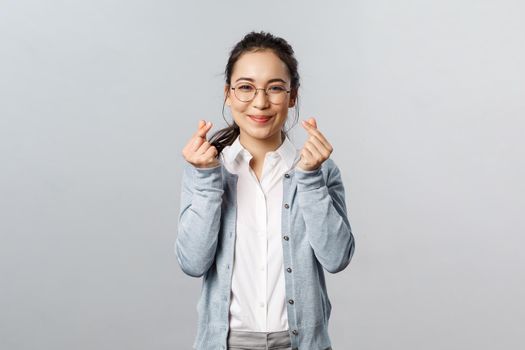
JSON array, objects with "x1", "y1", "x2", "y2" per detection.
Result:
[{"x1": 230, "y1": 82, "x2": 291, "y2": 104}]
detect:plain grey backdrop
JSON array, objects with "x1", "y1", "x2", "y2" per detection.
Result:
[{"x1": 1, "y1": 0, "x2": 524, "y2": 349}]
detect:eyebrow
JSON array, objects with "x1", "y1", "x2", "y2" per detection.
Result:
[{"x1": 234, "y1": 77, "x2": 288, "y2": 84}]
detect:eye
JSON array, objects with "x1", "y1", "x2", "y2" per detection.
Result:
[
  {"x1": 237, "y1": 84, "x2": 254, "y2": 91},
  {"x1": 268, "y1": 85, "x2": 286, "y2": 92}
]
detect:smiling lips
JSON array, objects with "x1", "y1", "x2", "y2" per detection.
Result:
[{"x1": 248, "y1": 115, "x2": 272, "y2": 123}]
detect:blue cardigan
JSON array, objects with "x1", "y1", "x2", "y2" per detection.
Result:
[{"x1": 175, "y1": 157, "x2": 355, "y2": 350}]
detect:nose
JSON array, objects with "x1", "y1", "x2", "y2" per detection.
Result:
[{"x1": 252, "y1": 88, "x2": 270, "y2": 109}]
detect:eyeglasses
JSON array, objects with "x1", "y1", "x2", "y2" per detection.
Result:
[{"x1": 230, "y1": 82, "x2": 291, "y2": 104}]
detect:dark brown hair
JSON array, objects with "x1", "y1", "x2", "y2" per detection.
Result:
[{"x1": 209, "y1": 30, "x2": 301, "y2": 156}]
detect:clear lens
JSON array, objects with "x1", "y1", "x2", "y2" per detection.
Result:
[
  {"x1": 234, "y1": 84, "x2": 256, "y2": 102},
  {"x1": 233, "y1": 83, "x2": 288, "y2": 104}
]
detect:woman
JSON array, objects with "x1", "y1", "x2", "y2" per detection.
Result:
[{"x1": 176, "y1": 31, "x2": 355, "y2": 350}]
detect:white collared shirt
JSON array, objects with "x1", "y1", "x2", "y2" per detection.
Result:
[{"x1": 219, "y1": 134, "x2": 302, "y2": 332}]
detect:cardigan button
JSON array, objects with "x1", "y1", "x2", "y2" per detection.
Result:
[
  {"x1": 288, "y1": 299, "x2": 294, "y2": 304},
  {"x1": 284, "y1": 173, "x2": 290, "y2": 178},
  {"x1": 284, "y1": 203, "x2": 289, "y2": 209},
  {"x1": 292, "y1": 329, "x2": 298, "y2": 335},
  {"x1": 283, "y1": 235, "x2": 289, "y2": 241},
  {"x1": 287, "y1": 267, "x2": 292, "y2": 273}
]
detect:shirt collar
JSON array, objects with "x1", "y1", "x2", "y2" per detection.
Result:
[{"x1": 222, "y1": 134, "x2": 299, "y2": 171}]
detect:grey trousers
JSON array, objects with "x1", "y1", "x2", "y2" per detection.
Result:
[{"x1": 227, "y1": 329, "x2": 293, "y2": 350}]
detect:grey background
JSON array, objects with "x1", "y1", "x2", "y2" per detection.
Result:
[{"x1": 1, "y1": 0, "x2": 524, "y2": 349}]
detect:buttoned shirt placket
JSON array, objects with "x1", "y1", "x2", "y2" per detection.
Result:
[{"x1": 243, "y1": 150, "x2": 282, "y2": 332}]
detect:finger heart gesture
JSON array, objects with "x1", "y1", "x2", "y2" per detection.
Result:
[
  {"x1": 297, "y1": 117, "x2": 333, "y2": 172},
  {"x1": 181, "y1": 120, "x2": 220, "y2": 169}
]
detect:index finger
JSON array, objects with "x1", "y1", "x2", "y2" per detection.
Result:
[
  {"x1": 303, "y1": 121, "x2": 331, "y2": 149},
  {"x1": 194, "y1": 120, "x2": 211, "y2": 138}
]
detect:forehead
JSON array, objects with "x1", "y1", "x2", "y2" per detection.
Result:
[{"x1": 231, "y1": 50, "x2": 290, "y2": 83}]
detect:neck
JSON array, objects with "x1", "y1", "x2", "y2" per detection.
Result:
[{"x1": 239, "y1": 131, "x2": 284, "y2": 164}]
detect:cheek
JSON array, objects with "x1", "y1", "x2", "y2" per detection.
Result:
[
  {"x1": 230, "y1": 104, "x2": 243, "y2": 118},
  {"x1": 277, "y1": 106, "x2": 290, "y2": 119},
  {"x1": 230, "y1": 106, "x2": 247, "y2": 125},
  {"x1": 230, "y1": 101, "x2": 247, "y2": 113}
]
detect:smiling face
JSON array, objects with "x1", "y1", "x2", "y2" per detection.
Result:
[{"x1": 224, "y1": 49, "x2": 296, "y2": 146}]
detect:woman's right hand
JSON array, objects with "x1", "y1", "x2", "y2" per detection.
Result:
[{"x1": 182, "y1": 120, "x2": 220, "y2": 169}]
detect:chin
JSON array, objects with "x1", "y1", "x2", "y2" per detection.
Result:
[{"x1": 250, "y1": 129, "x2": 281, "y2": 140}]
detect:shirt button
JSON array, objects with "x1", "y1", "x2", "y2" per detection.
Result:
[
  {"x1": 283, "y1": 235, "x2": 289, "y2": 241},
  {"x1": 259, "y1": 302, "x2": 265, "y2": 308},
  {"x1": 284, "y1": 203, "x2": 289, "y2": 209},
  {"x1": 288, "y1": 299, "x2": 294, "y2": 305},
  {"x1": 260, "y1": 265, "x2": 265, "y2": 271},
  {"x1": 287, "y1": 267, "x2": 292, "y2": 273}
]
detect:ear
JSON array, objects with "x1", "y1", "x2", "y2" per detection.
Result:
[
  {"x1": 224, "y1": 84, "x2": 232, "y2": 106},
  {"x1": 288, "y1": 89, "x2": 297, "y2": 108}
]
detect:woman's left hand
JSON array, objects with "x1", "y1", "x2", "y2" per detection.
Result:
[{"x1": 297, "y1": 117, "x2": 333, "y2": 171}]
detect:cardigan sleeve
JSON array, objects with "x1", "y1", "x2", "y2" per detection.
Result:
[
  {"x1": 294, "y1": 158, "x2": 355, "y2": 273},
  {"x1": 175, "y1": 161, "x2": 224, "y2": 277}
]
